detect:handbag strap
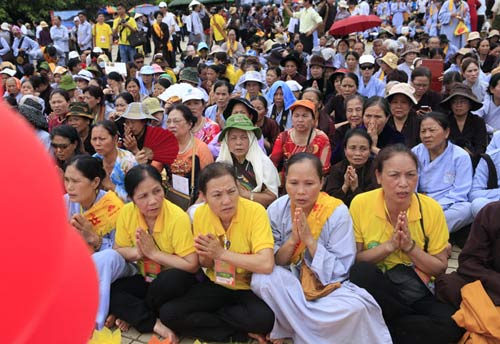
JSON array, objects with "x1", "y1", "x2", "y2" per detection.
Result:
[
  {"x1": 415, "y1": 193, "x2": 428, "y2": 253},
  {"x1": 479, "y1": 153, "x2": 499, "y2": 189},
  {"x1": 190, "y1": 135, "x2": 196, "y2": 197}
]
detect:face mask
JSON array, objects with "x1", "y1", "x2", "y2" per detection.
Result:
[{"x1": 98, "y1": 62, "x2": 106, "y2": 69}]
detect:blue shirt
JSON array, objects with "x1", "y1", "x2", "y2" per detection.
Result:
[{"x1": 412, "y1": 142, "x2": 473, "y2": 209}]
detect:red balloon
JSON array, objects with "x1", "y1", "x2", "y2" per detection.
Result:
[{"x1": 0, "y1": 99, "x2": 98, "y2": 343}]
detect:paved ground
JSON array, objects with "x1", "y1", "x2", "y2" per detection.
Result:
[{"x1": 117, "y1": 246, "x2": 461, "y2": 344}]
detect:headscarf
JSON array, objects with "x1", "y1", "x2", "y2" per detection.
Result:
[
  {"x1": 265, "y1": 80, "x2": 297, "y2": 111},
  {"x1": 217, "y1": 130, "x2": 280, "y2": 197}
]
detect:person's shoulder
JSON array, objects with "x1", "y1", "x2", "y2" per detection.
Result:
[
  {"x1": 119, "y1": 201, "x2": 137, "y2": 217},
  {"x1": 351, "y1": 188, "x2": 380, "y2": 208}
]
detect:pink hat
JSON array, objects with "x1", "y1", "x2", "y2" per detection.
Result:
[
  {"x1": 151, "y1": 63, "x2": 163, "y2": 74},
  {"x1": 11, "y1": 25, "x2": 21, "y2": 34}
]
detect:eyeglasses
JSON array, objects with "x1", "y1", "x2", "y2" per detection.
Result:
[
  {"x1": 51, "y1": 143, "x2": 70, "y2": 149},
  {"x1": 360, "y1": 65, "x2": 374, "y2": 70},
  {"x1": 166, "y1": 118, "x2": 186, "y2": 125}
]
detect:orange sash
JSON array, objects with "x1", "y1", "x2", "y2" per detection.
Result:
[{"x1": 290, "y1": 192, "x2": 343, "y2": 264}]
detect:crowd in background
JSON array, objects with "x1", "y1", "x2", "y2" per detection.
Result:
[{"x1": 1, "y1": 0, "x2": 500, "y2": 342}]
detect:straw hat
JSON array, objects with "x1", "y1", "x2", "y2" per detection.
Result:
[
  {"x1": 118, "y1": 102, "x2": 158, "y2": 121},
  {"x1": 467, "y1": 31, "x2": 481, "y2": 42},
  {"x1": 40, "y1": 21, "x2": 49, "y2": 28},
  {"x1": 488, "y1": 30, "x2": 500, "y2": 39},
  {"x1": 142, "y1": 97, "x2": 164, "y2": 116},
  {"x1": 377, "y1": 52, "x2": 398, "y2": 70}
]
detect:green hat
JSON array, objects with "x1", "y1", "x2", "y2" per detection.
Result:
[
  {"x1": 178, "y1": 67, "x2": 199, "y2": 85},
  {"x1": 38, "y1": 61, "x2": 50, "y2": 71},
  {"x1": 59, "y1": 74, "x2": 77, "y2": 91},
  {"x1": 86, "y1": 66, "x2": 102, "y2": 78},
  {"x1": 142, "y1": 97, "x2": 164, "y2": 116},
  {"x1": 66, "y1": 102, "x2": 94, "y2": 120},
  {"x1": 219, "y1": 113, "x2": 262, "y2": 142}
]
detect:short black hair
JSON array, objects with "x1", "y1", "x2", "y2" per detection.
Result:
[{"x1": 125, "y1": 164, "x2": 163, "y2": 199}]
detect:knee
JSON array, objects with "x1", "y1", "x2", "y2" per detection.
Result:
[{"x1": 349, "y1": 261, "x2": 380, "y2": 287}]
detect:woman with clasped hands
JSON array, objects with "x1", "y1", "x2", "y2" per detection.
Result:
[
  {"x1": 251, "y1": 153, "x2": 392, "y2": 344},
  {"x1": 349, "y1": 144, "x2": 464, "y2": 344}
]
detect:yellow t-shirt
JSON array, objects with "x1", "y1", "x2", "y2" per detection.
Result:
[
  {"x1": 115, "y1": 199, "x2": 195, "y2": 259},
  {"x1": 224, "y1": 64, "x2": 240, "y2": 86},
  {"x1": 93, "y1": 22, "x2": 113, "y2": 49},
  {"x1": 350, "y1": 188, "x2": 449, "y2": 272},
  {"x1": 193, "y1": 197, "x2": 274, "y2": 290},
  {"x1": 211, "y1": 14, "x2": 227, "y2": 42},
  {"x1": 113, "y1": 16, "x2": 138, "y2": 46}
]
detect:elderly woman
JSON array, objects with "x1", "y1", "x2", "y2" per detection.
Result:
[
  {"x1": 412, "y1": 112, "x2": 474, "y2": 233},
  {"x1": 325, "y1": 129, "x2": 378, "y2": 207},
  {"x1": 325, "y1": 72, "x2": 359, "y2": 124},
  {"x1": 158, "y1": 162, "x2": 275, "y2": 343},
  {"x1": 50, "y1": 125, "x2": 83, "y2": 170},
  {"x1": 271, "y1": 99, "x2": 331, "y2": 179},
  {"x1": 440, "y1": 83, "x2": 487, "y2": 163},
  {"x1": 349, "y1": 144, "x2": 464, "y2": 344},
  {"x1": 239, "y1": 71, "x2": 266, "y2": 100},
  {"x1": 65, "y1": 102, "x2": 95, "y2": 155},
  {"x1": 117, "y1": 102, "x2": 161, "y2": 163},
  {"x1": 386, "y1": 83, "x2": 421, "y2": 148},
  {"x1": 216, "y1": 113, "x2": 279, "y2": 207},
  {"x1": 167, "y1": 104, "x2": 214, "y2": 202},
  {"x1": 252, "y1": 153, "x2": 391, "y2": 344},
  {"x1": 63, "y1": 155, "x2": 131, "y2": 330},
  {"x1": 110, "y1": 164, "x2": 199, "y2": 343},
  {"x1": 182, "y1": 87, "x2": 220, "y2": 145},
  {"x1": 363, "y1": 96, "x2": 405, "y2": 155},
  {"x1": 91, "y1": 120, "x2": 137, "y2": 202},
  {"x1": 266, "y1": 80, "x2": 297, "y2": 132},
  {"x1": 16, "y1": 95, "x2": 50, "y2": 151}
]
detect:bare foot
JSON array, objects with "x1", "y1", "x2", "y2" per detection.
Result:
[
  {"x1": 104, "y1": 314, "x2": 116, "y2": 328},
  {"x1": 115, "y1": 319, "x2": 130, "y2": 332},
  {"x1": 248, "y1": 332, "x2": 268, "y2": 344},
  {"x1": 153, "y1": 319, "x2": 178, "y2": 344}
]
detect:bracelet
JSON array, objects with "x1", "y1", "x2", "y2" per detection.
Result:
[
  {"x1": 402, "y1": 239, "x2": 416, "y2": 254},
  {"x1": 250, "y1": 192, "x2": 255, "y2": 201}
]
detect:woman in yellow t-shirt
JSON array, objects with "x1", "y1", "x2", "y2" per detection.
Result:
[
  {"x1": 110, "y1": 164, "x2": 199, "y2": 343},
  {"x1": 349, "y1": 144, "x2": 464, "y2": 344},
  {"x1": 158, "y1": 162, "x2": 275, "y2": 343}
]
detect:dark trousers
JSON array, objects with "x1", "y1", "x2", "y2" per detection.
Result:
[
  {"x1": 350, "y1": 262, "x2": 464, "y2": 344},
  {"x1": 109, "y1": 269, "x2": 197, "y2": 333},
  {"x1": 299, "y1": 33, "x2": 314, "y2": 54},
  {"x1": 159, "y1": 280, "x2": 275, "y2": 342}
]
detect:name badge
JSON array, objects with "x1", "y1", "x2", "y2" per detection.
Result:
[
  {"x1": 214, "y1": 259, "x2": 236, "y2": 287},
  {"x1": 138, "y1": 258, "x2": 161, "y2": 283}
]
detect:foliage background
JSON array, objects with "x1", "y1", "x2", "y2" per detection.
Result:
[{"x1": 0, "y1": 0, "x2": 156, "y2": 23}]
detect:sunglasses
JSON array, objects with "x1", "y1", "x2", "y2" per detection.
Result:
[
  {"x1": 51, "y1": 143, "x2": 70, "y2": 149},
  {"x1": 360, "y1": 65, "x2": 374, "y2": 70}
]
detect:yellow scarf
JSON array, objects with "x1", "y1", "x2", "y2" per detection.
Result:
[
  {"x1": 379, "y1": 70, "x2": 385, "y2": 81},
  {"x1": 448, "y1": 0, "x2": 463, "y2": 16},
  {"x1": 290, "y1": 192, "x2": 343, "y2": 264},
  {"x1": 226, "y1": 40, "x2": 238, "y2": 57},
  {"x1": 153, "y1": 22, "x2": 173, "y2": 51},
  {"x1": 84, "y1": 191, "x2": 124, "y2": 237}
]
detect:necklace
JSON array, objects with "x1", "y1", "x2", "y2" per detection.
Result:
[{"x1": 178, "y1": 135, "x2": 193, "y2": 155}]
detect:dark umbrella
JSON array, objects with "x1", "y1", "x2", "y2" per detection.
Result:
[{"x1": 329, "y1": 15, "x2": 382, "y2": 37}]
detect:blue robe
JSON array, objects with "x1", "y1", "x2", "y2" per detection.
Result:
[
  {"x1": 469, "y1": 147, "x2": 500, "y2": 216},
  {"x1": 473, "y1": 95, "x2": 500, "y2": 134},
  {"x1": 438, "y1": 0, "x2": 471, "y2": 49},
  {"x1": 358, "y1": 77, "x2": 386, "y2": 98},
  {"x1": 412, "y1": 142, "x2": 474, "y2": 232},
  {"x1": 391, "y1": 1, "x2": 409, "y2": 33}
]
